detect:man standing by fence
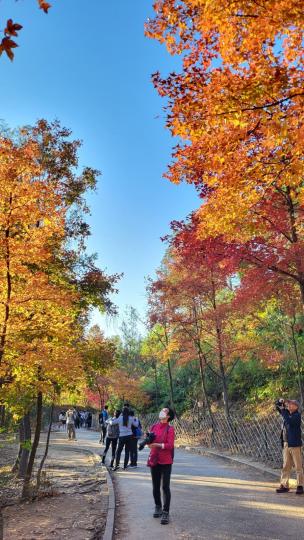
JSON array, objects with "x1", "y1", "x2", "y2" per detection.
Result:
[{"x1": 275, "y1": 398, "x2": 303, "y2": 494}]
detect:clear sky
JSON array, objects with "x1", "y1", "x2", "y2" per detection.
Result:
[{"x1": 0, "y1": 0, "x2": 200, "y2": 335}]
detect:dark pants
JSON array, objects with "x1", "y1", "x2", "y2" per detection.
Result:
[
  {"x1": 99, "y1": 425, "x2": 107, "y2": 442},
  {"x1": 103, "y1": 437, "x2": 118, "y2": 462},
  {"x1": 129, "y1": 436, "x2": 138, "y2": 466},
  {"x1": 115, "y1": 435, "x2": 132, "y2": 468},
  {"x1": 151, "y1": 464, "x2": 172, "y2": 512}
]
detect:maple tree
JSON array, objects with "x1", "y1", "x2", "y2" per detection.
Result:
[
  {"x1": 149, "y1": 218, "x2": 249, "y2": 419},
  {"x1": 82, "y1": 325, "x2": 117, "y2": 409},
  {"x1": 0, "y1": 1, "x2": 51, "y2": 61},
  {"x1": 147, "y1": 279, "x2": 181, "y2": 411},
  {"x1": 146, "y1": 0, "x2": 304, "y2": 318}
]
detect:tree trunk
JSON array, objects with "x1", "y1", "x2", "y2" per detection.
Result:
[
  {"x1": 17, "y1": 413, "x2": 31, "y2": 478},
  {"x1": 210, "y1": 275, "x2": 231, "y2": 420},
  {"x1": 167, "y1": 358, "x2": 175, "y2": 412},
  {"x1": 198, "y1": 355, "x2": 214, "y2": 425},
  {"x1": 0, "y1": 405, "x2": 5, "y2": 427},
  {"x1": 154, "y1": 358, "x2": 159, "y2": 410},
  {"x1": 36, "y1": 403, "x2": 54, "y2": 493},
  {"x1": 12, "y1": 419, "x2": 24, "y2": 473},
  {"x1": 298, "y1": 281, "x2": 304, "y2": 319},
  {"x1": 218, "y1": 352, "x2": 230, "y2": 420},
  {"x1": 0, "y1": 194, "x2": 13, "y2": 380},
  {"x1": 22, "y1": 391, "x2": 42, "y2": 498}
]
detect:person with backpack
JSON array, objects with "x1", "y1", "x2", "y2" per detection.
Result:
[
  {"x1": 147, "y1": 407, "x2": 175, "y2": 525},
  {"x1": 109, "y1": 405, "x2": 139, "y2": 471},
  {"x1": 102, "y1": 409, "x2": 120, "y2": 467},
  {"x1": 129, "y1": 410, "x2": 142, "y2": 468}
]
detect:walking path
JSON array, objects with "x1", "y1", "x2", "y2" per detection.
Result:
[{"x1": 112, "y1": 443, "x2": 304, "y2": 540}]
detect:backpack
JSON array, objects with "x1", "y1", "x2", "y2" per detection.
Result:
[
  {"x1": 107, "y1": 422, "x2": 119, "y2": 438},
  {"x1": 132, "y1": 419, "x2": 142, "y2": 438}
]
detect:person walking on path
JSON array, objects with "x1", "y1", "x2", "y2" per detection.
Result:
[
  {"x1": 66, "y1": 408, "x2": 77, "y2": 441},
  {"x1": 109, "y1": 405, "x2": 138, "y2": 471},
  {"x1": 102, "y1": 409, "x2": 120, "y2": 467},
  {"x1": 59, "y1": 411, "x2": 66, "y2": 430},
  {"x1": 99, "y1": 405, "x2": 109, "y2": 443},
  {"x1": 74, "y1": 410, "x2": 81, "y2": 429},
  {"x1": 147, "y1": 407, "x2": 175, "y2": 525},
  {"x1": 275, "y1": 398, "x2": 304, "y2": 494},
  {"x1": 129, "y1": 410, "x2": 142, "y2": 468}
]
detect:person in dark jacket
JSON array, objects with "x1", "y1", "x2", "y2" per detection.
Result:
[
  {"x1": 275, "y1": 398, "x2": 303, "y2": 494},
  {"x1": 129, "y1": 410, "x2": 141, "y2": 468},
  {"x1": 99, "y1": 405, "x2": 109, "y2": 443}
]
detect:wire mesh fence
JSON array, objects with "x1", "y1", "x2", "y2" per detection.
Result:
[{"x1": 141, "y1": 411, "x2": 288, "y2": 469}]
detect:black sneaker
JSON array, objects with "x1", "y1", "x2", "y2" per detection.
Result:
[
  {"x1": 153, "y1": 505, "x2": 162, "y2": 518},
  {"x1": 112, "y1": 465, "x2": 120, "y2": 471},
  {"x1": 161, "y1": 511, "x2": 169, "y2": 525},
  {"x1": 276, "y1": 485, "x2": 289, "y2": 493},
  {"x1": 296, "y1": 485, "x2": 304, "y2": 494}
]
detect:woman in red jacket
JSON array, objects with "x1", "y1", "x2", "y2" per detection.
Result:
[{"x1": 147, "y1": 407, "x2": 175, "y2": 525}]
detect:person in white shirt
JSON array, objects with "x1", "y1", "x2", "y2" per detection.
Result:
[
  {"x1": 109, "y1": 405, "x2": 138, "y2": 470},
  {"x1": 66, "y1": 408, "x2": 77, "y2": 440}
]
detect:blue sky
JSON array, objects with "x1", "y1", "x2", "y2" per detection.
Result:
[{"x1": 0, "y1": 0, "x2": 199, "y2": 335}]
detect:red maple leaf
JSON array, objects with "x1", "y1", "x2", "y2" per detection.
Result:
[
  {"x1": 38, "y1": 1, "x2": 52, "y2": 13},
  {"x1": 4, "y1": 19, "x2": 23, "y2": 37}
]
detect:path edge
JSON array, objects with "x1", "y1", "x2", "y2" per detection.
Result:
[
  {"x1": 92, "y1": 453, "x2": 116, "y2": 540},
  {"x1": 180, "y1": 445, "x2": 281, "y2": 479}
]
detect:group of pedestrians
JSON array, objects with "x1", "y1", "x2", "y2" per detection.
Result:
[
  {"x1": 99, "y1": 403, "x2": 175, "y2": 525},
  {"x1": 58, "y1": 408, "x2": 93, "y2": 440},
  {"x1": 100, "y1": 403, "x2": 142, "y2": 470}
]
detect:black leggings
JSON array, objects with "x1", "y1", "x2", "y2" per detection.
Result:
[
  {"x1": 103, "y1": 437, "x2": 118, "y2": 459},
  {"x1": 151, "y1": 464, "x2": 172, "y2": 512},
  {"x1": 129, "y1": 436, "x2": 138, "y2": 466},
  {"x1": 115, "y1": 435, "x2": 132, "y2": 468},
  {"x1": 100, "y1": 425, "x2": 107, "y2": 442}
]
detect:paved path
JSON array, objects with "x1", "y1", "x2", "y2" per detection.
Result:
[{"x1": 111, "y1": 443, "x2": 304, "y2": 540}]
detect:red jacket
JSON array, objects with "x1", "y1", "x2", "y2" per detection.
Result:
[{"x1": 149, "y1": 422, "x2": 175, "y2": 465}]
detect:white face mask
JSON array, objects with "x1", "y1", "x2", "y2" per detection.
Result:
[{"x1": 159, "y1": 409, "x2": 167, "y2": 420}]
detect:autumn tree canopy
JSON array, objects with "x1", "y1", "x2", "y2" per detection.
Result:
[
  {"x1": 0, "y1": 120, "x2": 119, "y2": 418},
  {"x1": 146, "y1": 0, "x2": 304, "y2": 313}
]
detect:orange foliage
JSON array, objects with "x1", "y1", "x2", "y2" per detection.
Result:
[
  {"x1": 146, "y1": 0, "x2": 304, "y2": 310},
  {"x1": 0, "y1": 134, "x2": 85, "y2": 409}
]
